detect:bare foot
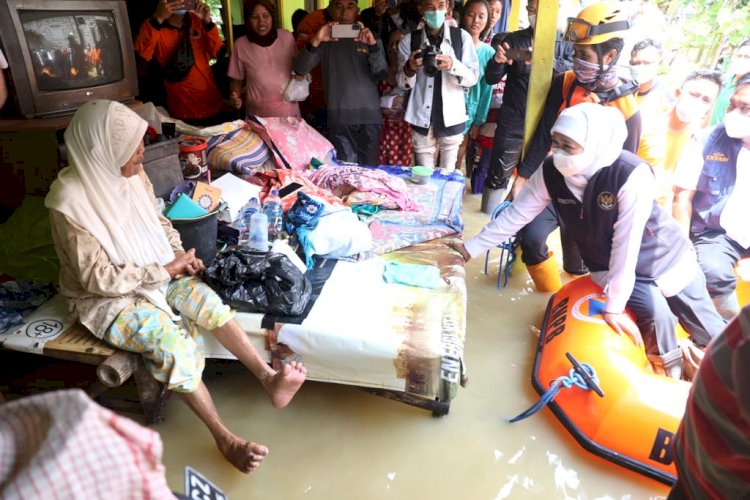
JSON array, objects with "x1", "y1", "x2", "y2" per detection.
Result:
[
  {"x1": 217, "y1": 435, "x2": 269, "y2": 473},
  {"x1": 264, "y1": 361, "x2": 307, "y2": 409}
]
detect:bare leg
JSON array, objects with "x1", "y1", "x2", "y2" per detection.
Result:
[
  {"x1": 179, "y1": 382, "x2": 268, "y2": 473},
  {"x1": 212, "y1": 319, "x2": 306, "y2": 409}
]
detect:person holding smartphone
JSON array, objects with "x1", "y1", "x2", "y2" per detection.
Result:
[
  {"x1": 293, "y1": 0, "x2": 388, "y2": 165},
  {"x1": 134, "y1": 0, "x2": 230, "y2": 125}
]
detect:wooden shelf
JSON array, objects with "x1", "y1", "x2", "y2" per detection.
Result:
[{"x1": 0, "y1": 100, "x2": 143, "y2": 132}]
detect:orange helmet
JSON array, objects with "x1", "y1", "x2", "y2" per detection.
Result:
[{"x1": 564, "y1": 1, "x2": 630, "y2": 45}]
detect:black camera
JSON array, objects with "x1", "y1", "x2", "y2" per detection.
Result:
[{"x1": 420, "y1": 45, "x2": 440, "y2": 77}]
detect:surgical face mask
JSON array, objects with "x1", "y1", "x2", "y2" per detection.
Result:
[
  {"x1": 723, "y1": 109, "x2": 750, "y2": 139},
  {"x1": 174, "y1": 9, "x2": 188, "y2": 15},
  {"x1": 423, "y1": 9, "x2": 446, "y2": 30},
  {"x1": 630, "y1": 63, "x2": 657, "y2": 85},
  {"x1": 675, "y1": 97, "x2": 707, "y2": 124},
  {"x1": 528, "y1": 14, "x2": 536, "y2": 29},
  {"x1": 573, "y1": 57, "x2": 618, "y2": 91},
  {"x1": 552, "y1": 148, "x2": 592, "y2": 177}
]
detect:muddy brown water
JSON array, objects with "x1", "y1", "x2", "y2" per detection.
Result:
[{"x1": 154, "y1": 193, "x2": 669, "y2": 499}]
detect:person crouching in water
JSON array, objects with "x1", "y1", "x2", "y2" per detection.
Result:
[{"x1": 451, "y1": 103, "x2": 725, "y2": 378}]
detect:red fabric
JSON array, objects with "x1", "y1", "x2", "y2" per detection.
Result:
[
  {"x1": 294, "y1": 10, "x2": 328, "y2": 110},
  {"x1": 134, "y1": 13, "x2": 226, "y2": 120},
  {"x1": 0, "y1": 390, "x2": 174, "y2": 499},
  {"x1": 377, "y1": 81, "x2": 413, "y2": 166}
]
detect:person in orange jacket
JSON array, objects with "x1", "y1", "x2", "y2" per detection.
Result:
[{"x1": 134, "y1": 0, "x2": 230, "y2": 125}]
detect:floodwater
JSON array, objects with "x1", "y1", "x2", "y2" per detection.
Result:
[{"x1": 154, "y1": 193, "x2": 670, "y2": 499}]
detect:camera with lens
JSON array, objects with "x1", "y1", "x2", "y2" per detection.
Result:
[{"x1": 420, "y1": 45, "x2": 441, "y2": 77}]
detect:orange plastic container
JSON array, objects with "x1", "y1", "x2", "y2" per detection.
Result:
[
  {"x1": 532, "y1": 276, "x2": 689, "y2": 485},
  {"x1": 178, "y1": 137, "x2": 208, "y2": 180}
]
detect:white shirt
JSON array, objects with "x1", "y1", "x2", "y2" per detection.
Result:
[
  {"x1": 674, "y1": 141, "x2": 750, "y2": 248},
  {"x1": 396, "y1": 27, "x2": 479, "y2": 129},
  {"x1": 464, "y1": 163, "x2": 699, "y2": 312}
]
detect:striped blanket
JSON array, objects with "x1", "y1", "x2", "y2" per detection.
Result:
[{"x1": 206, "y1": 127, "x2": 271, "y2": 175}]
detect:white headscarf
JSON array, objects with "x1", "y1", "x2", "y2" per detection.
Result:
[
  {"x1": 46, "y1": 100, "x2": 176, "y2": 317},
  {"x1": 550, "y1": 102, "x2": 628, "y2": 189}
]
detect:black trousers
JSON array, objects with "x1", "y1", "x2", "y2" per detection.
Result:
[
  {"x1": 485, "y1": 134, "x2": 523, "y2": 190},
  {"x1": 518, "y1": 203, "x2": 587, "y2": 274},
  {"x1": 328, "y1": 123, "x2": 382, "y2": 165}
]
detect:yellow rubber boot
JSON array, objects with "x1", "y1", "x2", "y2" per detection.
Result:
[{"x1": 526, "y1": 254, "x2": 562, "y2": 293}]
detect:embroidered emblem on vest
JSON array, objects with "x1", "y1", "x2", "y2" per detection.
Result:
[{"x1": 598, "y1": 192, "x2": 616, "y2": 210}]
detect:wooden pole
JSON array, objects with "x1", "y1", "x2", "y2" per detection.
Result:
[
  {"x1": 226, "y1": 0, "x2": 234, "y2": 50},
  {"x1": 522, "y1": 0, "x2": 558, "y2": 157},
  {"x1": 507, "y1": 0, "x2": 522, "y2": 32}
]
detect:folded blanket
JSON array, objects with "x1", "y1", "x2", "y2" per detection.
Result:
[{"x1": 306, "y1": 165, "x2": 418, "y2": 211}]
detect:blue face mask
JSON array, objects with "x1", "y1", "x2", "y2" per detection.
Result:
[{"x1": 423, "y1": 9, "x2": 446, "y2": 30}]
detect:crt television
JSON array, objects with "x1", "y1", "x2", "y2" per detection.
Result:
[{"x1": 0, "y1": 0, "x2": 138, "y2": 118}]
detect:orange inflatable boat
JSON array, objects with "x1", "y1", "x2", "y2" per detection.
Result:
[{"x1": 530, "y1": 276, "x2": 689, "y2": 485}]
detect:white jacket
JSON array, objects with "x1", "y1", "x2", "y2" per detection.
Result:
[{"x1": 396, "y1": 26, "x2": 479, "y2": 129}]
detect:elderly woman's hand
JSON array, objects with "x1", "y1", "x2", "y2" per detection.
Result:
[{"x1": 165, "y1": 249, "x2": 205, "y2": 279}]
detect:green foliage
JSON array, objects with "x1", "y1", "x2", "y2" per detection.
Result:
[{"x1": 657, "y1": 0, "x2": 750, "y2": 50}]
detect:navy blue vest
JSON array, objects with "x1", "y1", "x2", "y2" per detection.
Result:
[
  {"x1": 690, "y1": 125, "x2": 744, "y2": 236},
  {"x1": 543, "y1": 151, "x2": 689, "y2": 278}
]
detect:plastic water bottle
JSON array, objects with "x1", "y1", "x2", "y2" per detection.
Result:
[
  {"x1": 248, "y1": 212, "x2": 270, "y2": 252},
  {"x1": 237, "y1": 197, "x2": 261, "y2": 247},
  {"x1": 263, "y1": 189, "x2": 283, "y2": 241}
]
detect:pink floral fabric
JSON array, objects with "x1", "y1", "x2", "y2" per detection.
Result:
[{"x1": 305, "y1": 165, "x2": 419, "y2": 211}]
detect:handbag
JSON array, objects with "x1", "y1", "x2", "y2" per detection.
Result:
[{"x1": 282, "y1": 73, "x2": 310, "y2": 102}]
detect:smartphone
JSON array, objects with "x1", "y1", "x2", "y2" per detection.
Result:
[
  {"x1": 182, "y1": 0, "x2": 197, "y2": 10},
  {"x1": 331, "y1": 23, "x2": 362, "y2": 39},
  {"x1": 504, "y1": 47, "x2": 532, "y2": 62},
  {"x1": 278, "y1": 182, "x2": 303, "y2": 198}
]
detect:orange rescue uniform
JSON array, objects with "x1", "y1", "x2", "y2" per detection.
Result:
[{"x1": 135, "y1": 13, "x2": 225, "y2": 121}]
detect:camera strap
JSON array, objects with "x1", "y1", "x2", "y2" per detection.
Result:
[{"x1": 410, "y1": 26, "x2": 462, "y2": 57}]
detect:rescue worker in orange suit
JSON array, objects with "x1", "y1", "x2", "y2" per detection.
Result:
[
  {"x1": 507, "y1": 1, "x2": 641, "y2": 293},
  {"x1": 135, "y1": 0, "x2": 229, "y2": 125}
]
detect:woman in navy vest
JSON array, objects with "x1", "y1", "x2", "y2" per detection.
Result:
[{"x1": 453, "y1": 103, "x2": 725, "y2": 378}]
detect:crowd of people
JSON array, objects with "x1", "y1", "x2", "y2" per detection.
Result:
[{"x1": 42, "y1": 0, "x2": 748, "y2": 492}]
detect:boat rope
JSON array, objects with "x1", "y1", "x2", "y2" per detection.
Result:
[{"x1": 507, "y1": 362, "x2": 599, "y2": 423}]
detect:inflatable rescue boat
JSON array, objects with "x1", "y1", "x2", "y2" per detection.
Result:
[{"x1": 532, "y1": 275, "x2": 689, "y2": 485}]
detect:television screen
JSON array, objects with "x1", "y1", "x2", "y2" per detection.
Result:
[{"x1": 19, "y1": 10, "x2": 124, "y2": 92}]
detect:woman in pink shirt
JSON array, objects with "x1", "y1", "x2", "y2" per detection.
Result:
[{"x1": 228, "y1": 0, "x2": 301, "y2": 118}]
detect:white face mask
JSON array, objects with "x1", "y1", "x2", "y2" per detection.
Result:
[
  {"x1": 552, "y1": 148, "x2": 592, "y2": 177},
  {"x1": 675, "y1": 98, "x2": 706, "y2": 124},
  {"x1": 528, "y1": 14, "x2": 536, "y2": 29},
  {"x1": 630, "y1": 64, "x2": 657, "y2": 85},
  {"x1": 723, "y1": 109, "x2": 750, "y2": 139}
]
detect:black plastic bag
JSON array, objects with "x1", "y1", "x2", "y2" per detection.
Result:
[{"x1": 204, "y1": 249, "x2": 312, "y2": 316}]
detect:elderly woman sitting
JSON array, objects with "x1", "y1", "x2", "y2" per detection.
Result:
[{"x1": 45, "y1": 100, "x2": 306, "y2": 473}]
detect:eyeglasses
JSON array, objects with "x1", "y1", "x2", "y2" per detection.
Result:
[{"x1": 564, "y1": 17, "x2": 629, "y2": 43}]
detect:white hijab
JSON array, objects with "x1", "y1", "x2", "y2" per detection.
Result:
[
  {"x1": 550, "y1": 102, "x2": 629, "y2": 192},
  {"x1": 46, "y1": 100, "x2": 176, "y2": 317}
]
